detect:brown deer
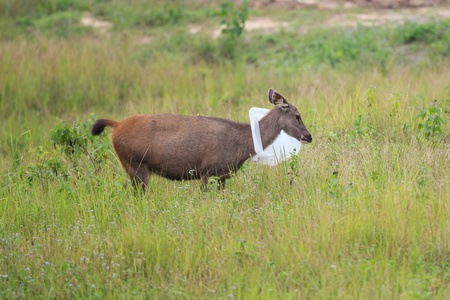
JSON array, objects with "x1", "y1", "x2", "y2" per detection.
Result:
[{"x1": 91, "y1": 88, "x2": 312, "y2": 192}]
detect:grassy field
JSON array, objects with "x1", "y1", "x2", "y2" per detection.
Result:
[{"x1": 1, "y1": 0, "x2": 449, "y2": 298}]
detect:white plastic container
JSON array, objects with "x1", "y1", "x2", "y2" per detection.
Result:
[{"x1": 249, "y1": 107, "x2": 301, "y2": 166}]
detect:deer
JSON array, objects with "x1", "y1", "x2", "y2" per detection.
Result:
[{"x1": 91, "y1": 88, "x2": 312, "y2": 192}]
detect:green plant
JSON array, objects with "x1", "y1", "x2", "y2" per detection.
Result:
[
  {"x1": 396, "y1": 21, "x2": 443, "y2": 44},
  {"x1": 207, "y1": 176, "x2": 222, "y2": 192},
  {"x1": 50, "y1": 114, "x2": 109, "y2": 166},
  {"x1": 416, "y1": 101, "x2": 445, "y2": 139},
  {"x1": 389, "y1": 93, "x2": 403, "y2": 117},
  {"x1": 395, "y1": 20, "x2": 450, "y2": 57},
  {"x1": 33, "y1": 10, "x2": 89, "y2": 37},
  {"x1": 100, "y1": 3, "x2": 183, "y2": 29},
  {"x1": 219, "y1": 0, "x2": 248, "y2": 40},
  {"x1": 147, "y1": 6, "x2": 182, "y2": 27},
  {"x1": 33, "y1": 10, "x2": 80, "y2": 28},
  {"x1": 215, "y1": 0, "x2": 249, "y2": 60},
  {"x1": 321, "y1": 172, "x2": 355, "y2": 201},
  {"x1": 323, "y1": 173, "x2": 341, "y2": 200},
  {"x1": 25, "y1": 146, "x2": 67, "y2": 185},
  {"x1": 365, "y1": 85, "x2": 379, "y2": 109},
  {"x1": 351, "y1": 115, "x2": 368, "y2": 137},
  {"x1": 286, "y1": 149, "x2": 301, "y2": 186}
]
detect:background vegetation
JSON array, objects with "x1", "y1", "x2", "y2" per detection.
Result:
[{"x1": 1, "y1": 0, "x2": 449, "y2": 298}]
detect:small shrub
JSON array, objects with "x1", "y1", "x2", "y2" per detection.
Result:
[
  {"x1": 396, "y1": 21, "x2": 442, "y2": 44},
  {"x1": 365, "y1": 85, "x2": 379, "y2": 109},
  {"x1": 216, "y1": 0, "x2": 249, "y2": 60},
  {"x1": 416, "y1": 101, "x2": 445, "y2": 139},
  {"x1": 50, "y1": 114, "x2": 110, "y2": 166},
  {"x1": 145, "y1": 6, "x2": 183, "y2": 27},
  {"x1": 219, "y1": 0, "x2": 248, "y2": 40},
  {"x1": 395, "y1": 20, "x2": 450, "y2": 57},
  {"x1": 25, "y1": 147, "x2": 67, "y2": 185},
  {"x1": 104, "y1": 4, "x2": 183, "y2": 29},
  {"x1": 351, "y1": 115, "x2": 369, "y2": 138},
  {"x1": 33, "y1": 10, "x2": 89, "y2": 36},
  {"x1": 207, "y1": 176, "x2": 222, "y2": 194},
  {"x1": 286, "y1": 149, "x2": 301, "y2": 186},
  {"x1": 389, "y1": 93, "x2": 403, "y2": 117},
  {"x1": 33, "y1": 10, "x2": 80, "y2": 29}
]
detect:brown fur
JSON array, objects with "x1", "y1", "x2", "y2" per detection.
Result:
[{"x1": 91, "y1": 89, "x2": 311, "y2": 192}]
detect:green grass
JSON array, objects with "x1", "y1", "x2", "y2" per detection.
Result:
[{"x1": 1, "y1": 1, "x2": 449, "y2": 299}]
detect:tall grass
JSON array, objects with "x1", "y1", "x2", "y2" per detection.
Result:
[
  {"x1": 1, "y1": 3, "x2": 450, "y2": 299},
  {"x1": 1, "y1": 127, "x2": 449, "y2": 298}
]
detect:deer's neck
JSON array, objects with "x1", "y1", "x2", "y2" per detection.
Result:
[
  {"x1": 235, "y1": 111, "x2": 282, "y2": 163},
  {"x1": 258, "y1": 111, "x2": 282, "y2": 150}
]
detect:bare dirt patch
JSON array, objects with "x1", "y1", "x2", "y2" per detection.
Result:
[
  {"x1": 80, "y1": 12, "x2": 113, "y2": 34},
  {"x1": 246, "y1": 17, "x2": 289, "y2": 31},
  {"x1": 136, "y1": 36, "x2": 156, "y2": 45},
  {"x1": 323, "y1": 7, "x2": 450, "y2": 28},
  {"x1": 206, "y1": 17, "x2": 289, "y2": 38},
  {"x1": 246, "y1": 0, "x2": 449, "y2": 9}
]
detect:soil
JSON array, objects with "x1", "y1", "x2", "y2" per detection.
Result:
[
  {"x1": 80, "y1": 12, "x2": 112, "y2": 34},
  {"x1": 242, "y1": 0, "x2": 449, "y2": 9}
]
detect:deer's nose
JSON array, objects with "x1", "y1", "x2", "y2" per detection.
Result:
[{"x1": 301, "y1": 134, "x2": 312, "y2": 143}]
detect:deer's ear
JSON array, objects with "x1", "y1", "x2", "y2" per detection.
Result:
[
  {"x1": 268, "y1": 88, "x2": 275, "y2": 104},
  {"x1": 268, "y1": 88, "x2": 288, "y2": 107}
]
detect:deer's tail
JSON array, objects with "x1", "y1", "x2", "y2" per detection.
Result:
[{"x1": 91, "y1": 119, "x2": 119, "y2": 136}]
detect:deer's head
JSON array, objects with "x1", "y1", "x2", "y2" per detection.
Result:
[{"x1": 268, "y1": 88, "x2": 312, "y2": 144}]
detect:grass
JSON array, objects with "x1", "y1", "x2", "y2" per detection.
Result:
[{"x1": 1, "y1": 1, "x2": 449, "y2": 298}]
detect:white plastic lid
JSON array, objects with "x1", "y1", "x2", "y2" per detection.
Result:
[{"x1": 249, "y1": 107, "x2": 301, "y2": 166}]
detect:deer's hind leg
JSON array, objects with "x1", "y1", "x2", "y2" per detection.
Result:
[
  {"x1": 119, "y1": 158, "x2": 151, "y2": 193},
  {"x1": 131, "y1": 163, "x2": 151, "y2": 193}
]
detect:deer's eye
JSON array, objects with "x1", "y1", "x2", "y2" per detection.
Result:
[{"x1": 295, "y1": 115, "x2": 301, "y2": 121}]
